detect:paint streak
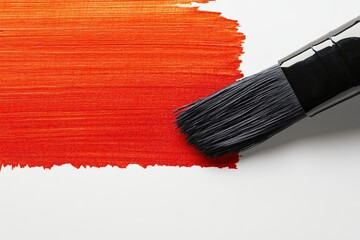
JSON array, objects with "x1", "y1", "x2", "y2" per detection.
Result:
[{"x1": 0, "y1": 0, "x2": 244, "y2": 169}]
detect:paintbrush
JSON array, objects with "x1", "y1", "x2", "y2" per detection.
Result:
[{"x1": 175, "y1": 16, "x2": 360, "y2": 157}]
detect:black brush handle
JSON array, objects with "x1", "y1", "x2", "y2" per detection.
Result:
[{"x1": 279, "y1": 16, "x2": 360, "y2": 116}]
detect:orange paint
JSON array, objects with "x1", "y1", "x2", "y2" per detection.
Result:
[{"x1": 0, "y1": 0, "x2": 244, "y2": 168}]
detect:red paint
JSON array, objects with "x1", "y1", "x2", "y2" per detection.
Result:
[{"x1": 0, "y1": 0, "x2": 244, "y2": 169}]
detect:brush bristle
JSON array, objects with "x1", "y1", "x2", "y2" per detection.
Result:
[{"x1": 175, "y1": 64, "x2": 307, "y2": 157}]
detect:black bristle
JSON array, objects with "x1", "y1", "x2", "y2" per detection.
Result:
[{"x1": 175, "y1": 64, "x2": 307, "y2": 157}]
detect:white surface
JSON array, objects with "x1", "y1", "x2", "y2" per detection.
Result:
[{"x1": 0, "y1": 1, "x2": 360, "y2": 239}]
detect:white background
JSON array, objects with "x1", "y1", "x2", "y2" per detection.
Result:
[{"x1": 0, "y1": 1, "x2": 359, "y2": 239}]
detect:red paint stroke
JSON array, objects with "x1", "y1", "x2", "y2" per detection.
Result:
[{"x1": 0, "y1": 0, "x2": 244, "y2": 169}]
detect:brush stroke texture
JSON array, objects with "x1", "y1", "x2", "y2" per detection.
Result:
[{"x1": 0, "y1": 0, "x2": 244, "y2": 168}]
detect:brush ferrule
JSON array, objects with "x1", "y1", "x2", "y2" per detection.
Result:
[{"x1": 279, "y1": 16, "x2": 360, "y2": 117}]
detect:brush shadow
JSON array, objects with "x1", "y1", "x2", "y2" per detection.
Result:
[{"x1": 243, "y1": 96, "x2": 360, "y2": 158}]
